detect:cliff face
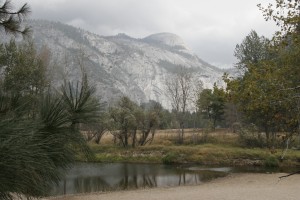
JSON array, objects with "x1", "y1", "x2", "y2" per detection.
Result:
[{"x1": 29, "y1": 20, "x2": 224, "y2": 108}]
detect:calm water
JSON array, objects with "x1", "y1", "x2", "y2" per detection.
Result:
[
  {"x1": 50, "y1": 163, "x2": 296, "y2": 196},
  {"x1": 50, "y1": 163, "x2": 229, "y2": 196}
]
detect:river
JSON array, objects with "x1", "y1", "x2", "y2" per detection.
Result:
[{"x1": 49, "y1": 162, "x2": 293, "y2": 196}]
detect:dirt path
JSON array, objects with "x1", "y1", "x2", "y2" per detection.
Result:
[{"x1": 45, "y1": 173, "x2": 300, "y2": 200}]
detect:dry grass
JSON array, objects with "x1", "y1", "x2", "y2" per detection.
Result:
[
  {"x1": 96, "y1": 128, "x2": 239, "y2": 146},
  {"x1": 84, "y1": 128, "x2": 300, "y2": 167}
]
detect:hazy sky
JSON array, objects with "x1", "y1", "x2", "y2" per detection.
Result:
[{"x1": 15, "y1": 0, "x2": 278, "y2": 68}]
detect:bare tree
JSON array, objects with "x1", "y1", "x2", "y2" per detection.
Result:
[
  {"x1": 83, "y1": 113, "x2": 109, "y2": 144},
  {"x1": 165, "y1": 66, "x2": 194, "y2": 144}
]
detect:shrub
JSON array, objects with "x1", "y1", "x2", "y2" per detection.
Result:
[
  {"x1": 162, "y1": 152, "x2": 178, "y2": 164},
  {"x1": 264, "y1": 156, "x2": 279, "y2": 168},
  {"x1": 237, "y1": 124, "x2": 266, "y2": 148}
]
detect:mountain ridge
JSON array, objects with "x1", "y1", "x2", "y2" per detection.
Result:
[{"x1": 25, "y1": 20, "x2": 225, "y2": 109}]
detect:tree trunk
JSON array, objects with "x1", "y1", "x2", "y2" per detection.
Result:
[
  {"x1": 179, "y1": 122, "x2": 184, "y2": 144},
  {"x1": 132, "y1": 129, "x2": 137, "y2": 148}
]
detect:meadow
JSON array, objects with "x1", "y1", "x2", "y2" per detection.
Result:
[{"x1": 84, "y1": 129, "x2": 300, "y2": 168}]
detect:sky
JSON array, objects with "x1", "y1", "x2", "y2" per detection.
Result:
[{"x1": 15, "y1": 0, "x2": 279, "y2": 69}]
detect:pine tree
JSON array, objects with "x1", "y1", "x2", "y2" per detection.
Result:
[{"x1": 0, "y1": 0, "x2": 30, "y2": 35}]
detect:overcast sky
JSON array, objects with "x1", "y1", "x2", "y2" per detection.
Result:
[{"x1": 16, "y1": 0, "x2": 278, "y2": 69}]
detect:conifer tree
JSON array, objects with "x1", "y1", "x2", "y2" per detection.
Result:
[{"x1": 0, "y1": 0, "x2": 30, "y2": 35}]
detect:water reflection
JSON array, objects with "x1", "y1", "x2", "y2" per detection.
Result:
[{"x1": 50, "y1": 163, "x2": 228, "y2": 196}]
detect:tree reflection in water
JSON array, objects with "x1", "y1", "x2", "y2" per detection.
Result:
[{"x1": 50, "y1": 163, "x2": 228, "y2": 196}]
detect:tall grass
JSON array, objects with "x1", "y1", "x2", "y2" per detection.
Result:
[{"x1": 88, "y1": 129, "x2": 300, "y2": 167}]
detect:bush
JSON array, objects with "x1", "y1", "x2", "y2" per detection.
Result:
[
  {"x1": 162, "y1": 152, "x2": 178, "y2": 164},
  {"x1": 264, "y1": 156, "x2": 279, "y2": 168},
  {"x1": 237, "y1": 124, "x2": 266, "y2": 148}
]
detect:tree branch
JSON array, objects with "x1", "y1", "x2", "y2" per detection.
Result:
[{"x1": 279, "y1": 171, "x2": 300, "y2": 179}]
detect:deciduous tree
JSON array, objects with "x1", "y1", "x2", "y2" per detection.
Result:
[
  {"x1": 109, "y1": 97, "x2": 162, "y2": 147},
  {"x1": 109, "y1": 96, "x2": 140, "y2": 147},
  {"x1": 165, "y1": 66, "x2": 193, "y2": 144},
  {"x1": 234, "y1": 30, "x2": 270, "y2": 73},
  {"x1": 197, "y1": 84, "x2": 225, "y2": 130},
  {"x1": 224, "y1": 0, "x2": 300, "y2": 147}
]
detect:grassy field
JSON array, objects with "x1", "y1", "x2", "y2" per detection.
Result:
[{"x1": 84, "y1": 129, "x2": 300, "y2": 168}]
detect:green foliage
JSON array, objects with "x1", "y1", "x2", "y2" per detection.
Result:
[
  {"x1": 162, "y1": 152, "x2": 178, "y2": 165},
  {"x1": 225, "y1": 1, "x2": 300, "y2": 147},
  {"x1": 138, "y1": 100, "x2": 162, "y2": 146},
  {"x1": 61, "y1": 74, "x2": 101, "y2": 125},
  {"x1": 0, "y1": 40, "x2": 50, "y2": 120},
  {"x1": 197, "y1": 84, "x2": 226, "y2": 130},
  {"x1": 258, "y1": 0, "x2": 300, "y2": 40},
  {"x1": 264, "y1": 156, "x2": 279, "y2": 168},
  {"x1": 162, "y1": 152, "x2": 179, "y2": 165},
  {"x1": 0, "y1": 76, "x2": 100, "y2": 199},
  {"x1": 89, "y1": 141, "x2": 300, "y2": 168},
  {"x1": 237, "y1": 124, "x2": 267, "y2": 148},
  {"x1": 109, "y1": 96, "x2": 139, "y2": 147},
  {"x1": 0, "y1": 40, "x2": 49, "y2": 94},
  {"x1": 109, "y1": 97, "x2": 163, "y2": 147},
  {"x1": 234, "y1": 30, "x2": 270, "y2": 72},
  {"x1": 0, "y1": 38, "x2": 101, "y2": 199},
  {"x1": 0, "y1": 0, "x2": 31, "y2": 36}
]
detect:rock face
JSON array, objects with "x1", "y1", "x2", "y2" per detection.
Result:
[{"x1": 28, "y1": 20, "x2": 224, "y2": 108}]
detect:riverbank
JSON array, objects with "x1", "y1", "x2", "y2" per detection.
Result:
[
  {"x1": 87, "y1": 143, "x2": 300, "y2": 168},
  {"x1": 45, "y1": 173, "x2": 300, "y2": 200},
  {"x1": 83, "y1": 130, "x2": 300, "y2": 168}
]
